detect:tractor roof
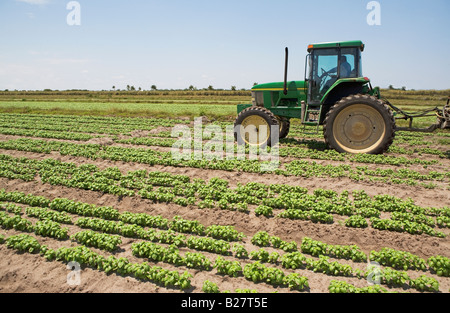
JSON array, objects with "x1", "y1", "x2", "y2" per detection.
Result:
[{"x1": 307, "y1": 40, "x2": 365, "y2": 52}]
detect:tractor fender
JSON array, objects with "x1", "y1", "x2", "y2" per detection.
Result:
[
  {"x1": 319, "y1": 78, "x2": 371, "y2": 124},
  {"x1": 321, "y1": 78, "x2": 370, "y2": 106}
]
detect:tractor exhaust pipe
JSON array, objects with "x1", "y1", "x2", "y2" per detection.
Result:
[{"x1": 283, "y1": 47, "x2": 288, "y2": 95}]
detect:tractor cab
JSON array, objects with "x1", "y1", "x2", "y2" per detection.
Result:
[{"x1": 306, "y1": 41, "x2": 365, "y2": 105}]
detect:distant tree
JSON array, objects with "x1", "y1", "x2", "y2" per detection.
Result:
[
  {"x1": 130, "y1": 86, "x2": 136, "y2": 91},
  {"x1": 401, "y1": 86, "x2": 406, "y2": 91},
  {"x1": 253, "y1": 82, "x2": 258, "y2": 86},
  {"x1": 126, "y1": 85, "x2": 130, "y2": 91},
  {"x1": 388, "y1": 85, "x2": 394, "y2": 90},
  {"x1": 231, "y1": 86, "x2": 237, "y2": 91},
  {"x1": 208, "y1": 85, "x2": 214, "y2": 91},
  {"x1": 112, "y1": 86, "x2": 116, "y2": 91},
  {"x1": 151, "y1": 85, "x2": 157, "y2": 91},
  {"x1": 138, "y1": 87, "x2": 142, "y2": 91},
  {"x1": 188, "y1": 85, "x2": 196, "y2": 91}
]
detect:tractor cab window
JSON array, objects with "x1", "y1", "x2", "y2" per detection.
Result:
[
  {"x1": 308, "y1": 47, "x2": 362, "y2": 104},
  {"x1": 309, "y1": 48, "x2": 339, "y2": 103},
  {"x1": 340, "y1": 47, "x2": 362, "y2": 78}
]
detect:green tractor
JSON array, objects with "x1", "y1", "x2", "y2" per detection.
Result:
[{"x1": 234, "y1": 40, "x2": 450, "y2": 154}]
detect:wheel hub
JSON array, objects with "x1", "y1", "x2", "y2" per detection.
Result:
[
  {"x1": 344, "y1": 114, "x2": 373, "y2": 142},
  {"x1": 241, "y1": 115, "x2": 270, "y2": 146},
  {"x1": 333, "y1": 104, "x2": 386, "y2": 153}
]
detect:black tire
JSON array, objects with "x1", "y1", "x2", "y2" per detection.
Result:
[
  {"x1": 234, "y1": 106, "x2": 279, "y2": 147},
  {"x1": 279, "y1": 117, "x2": 291, "y2": 139},
  {"x1": 323, "y1": 94, "x2": 396, "y2": 154}
]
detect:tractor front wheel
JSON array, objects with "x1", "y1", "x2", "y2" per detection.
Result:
[
  {"x1": 234, "y1": 107, "x2": 279, "y2": 147},
  {"x1": 323, "y1": 94, "x2": 396, "y2": 154}
]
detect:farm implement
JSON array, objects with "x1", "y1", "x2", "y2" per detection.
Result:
[
  {"x1": 235, "y1": 41, "x2": 450, "y2": 154},
  {"x1": 388, "y1": 97, "x2": 450, "y2": 132}
]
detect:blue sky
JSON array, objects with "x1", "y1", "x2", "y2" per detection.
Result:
[{"x1": 0, "y1": 0, "x2": 449, "y2": 91}]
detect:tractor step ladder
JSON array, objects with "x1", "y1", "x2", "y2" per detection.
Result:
[{"x1": 302, "y1": 103, "x2": 322, "y2": 135}]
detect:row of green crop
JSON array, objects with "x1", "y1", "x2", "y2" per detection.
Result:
[
  {"x1": 0, "y1": 152, "x2": 448, "y2": 236},
  {"x1": 369, "y1": 216, "x2": 446, "y2": 237},
  {"x1": 279, "y1": 251, "x2": 441, "y2": 292},
  {"x1": 0, "y1": 201, "x2": 239, "y2": 260},
  {"x1": 0, "y1": 193, "x2": 244, "y2": 243},
  {"x1": 11, "y1": 162, "x2": 450, "y2": 234},
  {"x1": 0, "y1": 210, "x2": 305, "y2": 292},
  {"x1": 1, "y1": 202, "x2": 241, "y2": 265},
  {"x1": 130, "y1": 237, "x2": 443, "y2": 292},
  {"x1": 206, "y1": 274, "x2": 444, "y2": 293},
  {"x1": 1, "y1": 233, "x2": 192, "y2": 290},
  {"x1": 131, "y1": 240, "x2": 308, "y2": 291},
  {"x1": 0, "y1": 211, "x2": 69, "y2": 239},
  {"x1": 116, "y1": 119, "x2": 449, "y2": 157},
  {"x1": 0, "y1": 208, "x2": 123, "y2": 250},
  {"x1": 4, "y1": 187, "x2": 448, "y2": 280},
  {"x1": 2, "y1": 187, "x2": 448, "y2": 279},
  {"x1": 1, "y1": 112, "x2": 447, "y2": 154},
  {"x1": 117, "y1": 135, "x2": 442, "y2": 166},
  {"x1": 0, "y1": 126, "x2": 96, "y2": 141},
  {"x1": 3, "y1": 123, "x2": 439, "y2": 168},
  {"x1": 242, "y1": 248, "x2": 442, "y2": 292},
  {"x1": 1, "y1": 228, "x2": 445, "y2": 293},
  {"x1": 1, "y1": 200, "x2": 448, "y2": 293},
  {"x1": 250, "y1": 232, "x2": 450, "y2": 278},
  {"x1": 108, "y1": 131, "x2": 450, "y2": 160},
  {"x1": 0, "y1": 138, "x2": 448, "y2": 188},
  {"x1": 76, "y1": 215, "x2": 234, "y2": 255},
  {"x1": 328, "y1": 277, "x2": 440, "y2": 293},
  {"x1": 0, "y1": 151, "x2": 448, "y2": 221},
  {"x1": 0, "y1": 209, "x2": 340, "y2": 292},
  {"x1": 0, "y1": 113, "x2": 188, "y2": 134}
]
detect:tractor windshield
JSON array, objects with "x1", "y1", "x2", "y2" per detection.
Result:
[{"x1": 308, "y1": 47, "x2": 362, "y2": 104}]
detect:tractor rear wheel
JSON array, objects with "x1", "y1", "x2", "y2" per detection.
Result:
[
  {"x1": 234, "y1": 106, "x2": 279, "y2": 147},
  {"x1": 323, "y1": 94, "x2": 396, "y2": 154}
]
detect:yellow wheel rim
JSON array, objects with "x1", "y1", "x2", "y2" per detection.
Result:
[
  {"x1": 332, "y1": 104, "x2": 386, "y2": 154},
  {"x1": 240, "y1": 115, "x2": 270, "y2": 146}
]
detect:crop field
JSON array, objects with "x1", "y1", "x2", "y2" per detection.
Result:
[{"x1": 0, "y1": 90, "x2": 449, "y2": 294}]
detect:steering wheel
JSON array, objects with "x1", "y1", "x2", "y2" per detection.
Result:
[
  {"x1": 321, "y1": 68, "x2": 329, "y2": 78},
  {"x1": 319, "y1": 68, "x2": 333, "y2": 92}
]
